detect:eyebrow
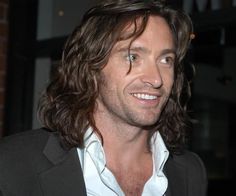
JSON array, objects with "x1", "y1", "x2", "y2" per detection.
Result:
[
  {"x1": 159, "y1": 48, "x2": 177, "y2": 57},
  {"x1": 116, "y1": 46, "x2": 176, "y2": 57}
]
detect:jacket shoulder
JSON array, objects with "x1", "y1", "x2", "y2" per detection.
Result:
[
  {"x1": 0, "y1": 128, "x2": 51, "y2": 154},
  {"x1": 172, "y1": 150, "x2": 207, "y2": 182},
  {"x1": 0, "y1": 128, "x2": 54, "y2": 195},
  {"x1": 172, "y1": 150, "x2": 206, "y2": 170},
  {"x1": 166, "y1": 150, "x2": 208, "y2": 196},
  {"x1": 0, "y1": 128, "x2": 54, "y2": 169}
]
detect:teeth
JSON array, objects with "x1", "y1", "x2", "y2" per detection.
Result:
[{"x1": 133, "y1": 93, "x2": 157, "y2": 100}]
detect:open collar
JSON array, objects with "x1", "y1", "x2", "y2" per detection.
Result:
[{"x1": 38, "y1": 131, "x2": 188, "y2": 196}]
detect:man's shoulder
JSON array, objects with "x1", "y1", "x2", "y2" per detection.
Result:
[
  {"x1": 168, "y1": 150, "x2": 207, "y2": 186},
  {"x1": 0, "y1": 129, "x2": 63, "y2": 194},
  {"x1": 166, "y1": 150, "x2": 207, "y2": 182},
  {"x1": 166, "y1": 150, "x2": 208, "y2": 195},
  {"x1": 167, "y1": 150, "x2": 206, "y2": 178},
  {"x1": 0, "y1": 128, "x2": 51, "y2": 151},
  {"x1": 0, "y1": 128, "x2": 54, "y2": 166},
  {"x1": 170, "y1": 150, "x2": 205, "y2": 171},
  {"x1": 0, "y1": 128, "x2": 56, "y2": 180}
]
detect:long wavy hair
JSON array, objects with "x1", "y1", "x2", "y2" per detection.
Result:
[{"x1": 38, "y1": 0, "x2": 193, "y2": 153}]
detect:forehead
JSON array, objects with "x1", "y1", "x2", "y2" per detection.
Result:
[{"x1": 114, "y1": 15, "x2": 175, "y2": 52}]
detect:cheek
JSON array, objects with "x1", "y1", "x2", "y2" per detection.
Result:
[
  {"x1": 102, "y1": 65, "x2": 128, "y2": 87},
  {"x1": 99, "y1": 71, "x2": 120, "y2": 96},
  {"x1": 169, "y1": 75, "x2": 174, "y2": 89},
  {"x1": 162, "y1": 70, "x2": 174, "y2": 88}
]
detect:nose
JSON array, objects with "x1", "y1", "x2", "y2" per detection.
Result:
[{"x1": 140, "y1": 62, "x2": 163, "y2": 89}]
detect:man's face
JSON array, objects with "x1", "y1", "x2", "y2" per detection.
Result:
[{"x1": 96, "y1": 16, "x2": 175, "y2": 128}]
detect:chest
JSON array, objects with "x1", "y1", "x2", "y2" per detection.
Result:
[{"x1": 111, "y1": 166, "x2": 153, "y2": 196}]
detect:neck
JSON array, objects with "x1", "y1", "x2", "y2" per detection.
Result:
[
  {"x1": 93, "y1": 108, "x2": 151, "y2": 165},
  {"x1": 93, "y1": 108, "x2": 154, "y2": 192}
]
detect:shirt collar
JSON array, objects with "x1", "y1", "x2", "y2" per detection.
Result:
[
  {"x1": 79, "y1": 128, "x2": 169, "y2": 176},
  {"x1": 80, "y1": 127, "x2": 106, "y2": 174},
  {"x1": 151, "y1": 132, "x2": 169, "y2": 174}
]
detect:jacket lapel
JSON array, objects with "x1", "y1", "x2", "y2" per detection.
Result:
[
  {"x1": 164, "y1": 155, "x2": 187, "y2": 196},
  {"x1": 39, "y1": 133, "x2": 87, "y2": 196}
]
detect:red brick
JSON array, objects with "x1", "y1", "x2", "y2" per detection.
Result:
[
  {"x1": 0, "y1": 72, "x2": 5, "y2": 87},
  {"x1": 0, "y1": 23, "x2": 8, "y2": 37},
  {"x1": 0, "y1": 55, "x2": 6, "y2": 71},
  {"x1": 0, "y1": 90, "x2": 5, "y2": 105},
  {"x1": 0, "y1": 39, "x2": 7, "y2": 54}
]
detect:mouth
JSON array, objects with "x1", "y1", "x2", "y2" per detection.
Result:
[{"x1": 132, "y1": 93, "x2": 158, "y2": 100}]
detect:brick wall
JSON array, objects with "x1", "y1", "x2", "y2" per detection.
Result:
[{"x1": 0, "y1": 0, "x2": 8, "y2": 137}]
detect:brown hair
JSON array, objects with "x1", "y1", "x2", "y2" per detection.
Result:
[{"x1": 38, "y1": 0, "x2": 193, "y2": 153}]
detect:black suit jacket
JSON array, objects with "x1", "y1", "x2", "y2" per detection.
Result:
[{"x1": 0, "y1": 129, "x2": 207, "y2": 196}]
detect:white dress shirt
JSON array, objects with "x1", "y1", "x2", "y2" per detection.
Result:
[{"x1": 77, "y1": 127, "x2": 169, "y2": 196}]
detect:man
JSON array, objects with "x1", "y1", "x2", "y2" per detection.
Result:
[{"x1": 0, "y1": 0, "x2": 207, "y2": 195}]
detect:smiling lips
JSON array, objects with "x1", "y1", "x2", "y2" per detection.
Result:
[{"x1": 132, "y1": 93, "x2": 158, "y2": 100}]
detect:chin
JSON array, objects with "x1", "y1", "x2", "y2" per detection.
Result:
[{"x1": 133, "y1": 117, "x2": 160, "y2": 128}]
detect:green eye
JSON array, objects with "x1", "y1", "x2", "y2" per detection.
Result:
[{"x1": 127, "y1": 54, "x2": 137, "y2": 62}]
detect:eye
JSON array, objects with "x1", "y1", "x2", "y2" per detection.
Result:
[
  {"x1": 159, "y1": 56, "x2": 175, "y2": 67},
  {"x1": 126, "y1": 54, "x2": 137, "y2": 62}
]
